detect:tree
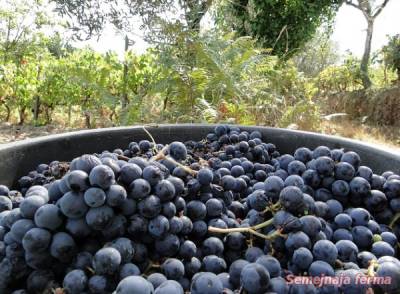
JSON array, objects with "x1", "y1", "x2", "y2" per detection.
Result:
[
  {"x1": 345, "y1": 0, "x2": 390, "y2": 89},
  {"x1": 381, "y1": 34, "x2": 400, "y2": 83},
  {"x1": 53, "y1": 0, "x2": 213, "y2": 42},
  {"x1": 293, "y1": 26, "x2": 340, "y2": 77},
  {"x1": 219, "y1": 0, "x2": 342, "y2": 57}
]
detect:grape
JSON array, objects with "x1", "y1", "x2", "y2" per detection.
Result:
[
  {"x1": 336, "y1": 240, "x2": 359, "y2": 262},
  {"x1": 285, "y1": 231, "x2": 311, "y2": 254},
  {"x1": 244, "y1": 247, "x2": 264, "y2": 262},
  {"x1": 161, "y1": 258, "x2": 185, "y2": 280},
  {"x1": 10, "y1": 219, "x2": 35, "y2": 243},
  {"x1": 279, "y1": 186, "x2": 304, "y2": 214},
  {"x1": 59, "y1": 191, "x2": 88, "y2": 219},
  {"x1": 142, "y1": 165, "x2": 163, "y2": 186},
  {"x1": 225, "y1": 232, "x2": 246, "y2": 251},
  {"x1": 120, "y1": 198, "x2": 137, "y2": 216},
  {"x1": 147, "y1": 273, "x2": 167, "y2": 289},
  {"x1": 187, "y1": 200, "x2": 207, "y2": 221},
  {"x1": 106, "y1": 184, "x2": 127, "y2": 207},
  {"x1": 155, "y1": 234, "x2": 180, "y2": 257},
  {"x1": 312, "y1": 240, "x2": 337, "y2": 265},
  {"x1": 240, "y1": 263, "x2": 270, "y2": 294},
  {"x1": 129, "y1": 178, "x2": 151, "y2": 199},
  {"x1": 191, "y1": 272, "x2": 223, "y2": 294},
  {"x1": 19, "y1": 196, "x2": 46, "y2": 219},
  {"x1": 255, "y1": 255, "x2": 281, "y2": 278},
  {"x1": 229, "y1": 259, "x2": 249, "y2": 288},
  {"x1": 247, "y1": 190, "x2": 269, "y2": 212},
  {"x1": 138, "y1": 195, "x2": 161, "y2": 218},
  {"x1": 0, "y1": 196, "x2": 12, "y2": 212},
  {"x1": 349, "y1": 207, "x2": 370, "y2": 226},
  {"x1": 288, "y1": 160, "x2": 306, "y2": 175},
  {"x1": 292, "y1": 247, "x2": 313, "y2": 270},
  {"x1": 148, "y1": 215, "x2": 170, "y2": 239},
  {"x1": 88, "y1": 275, "x2": 108, "y2": 294},
  {"x1": 50, "y1": 232, "x2": 76, "y2": 262},
  {"x1": 111, "y1": 237, "x2": 135, "y2": 263},
  {"x1": 34, "y1": 204, "x2": 63, "y2": 230},
  {"x1": 48, "y1": 180, "x2": 63, "y2": 202},
  {"x1": 349, "y1": 177, "x2": 371, "y2": 197},
  {"x1": 157, "y1": 201, "x2": 172, "y2": 218},
  {"x1": 179, "y1": 240, "x2": 197, "y2": 260},
  {"x1": 197, "y1": 168, "x2": 214, "y2": 185},
  {"x1": 371, "y1": 241, "x2": 395, "y2": 257},
  {"x1": 334, "y1": 213, "x2": 352, "y2": 229},
  {"x1": 331, "y1": 180, "x2": 350, "y2": 198},
  {"x1": 202, "y1": 255, "x2": 227, "y2": 274},
  {"x1": 89, "y1": 165, "x2": 115, "y2": 189},
  {"x1": 63, "y1": 269, "x2": 87, "y2": 294},
  {"x1": 65, "y1": 170, "x2": 90, "y2": 192},
  {"x1": 27, "y1": 270, "x2": 54, "y2": 293},
  {"x1": 268, "y1": 277, "x2": 289, "y2": 294},
  {"x1": 380, "y1": 231, "x2": 398, "y2": 247},
  {"x1": 341, "y1": 151, "x2": 361, "y2": 169},
  {"x1": 383, "y1": 178, "x2": 400, "y2": 199},
  {"x1": 72, "y1": 251, "x2": 93, "y2": 270},
  {"x1": 86, "y1": 205, "x2": 114, "y2": 230},
  {"x1": 22, "y1": 228, "x2": 51, "y2": 252},
  {"x1": 202, "y1": 237, "x2": 224, "y2": 256},
  {"x1": 25, "y1": 185, "x2": 49, "y2": 202},
  {"x1": 120, "y1": 263, "x2": 141, "y2": 279},
  {"x1": 70, "y1": 154, "x2": 102, "y2": 173},
  {"x1": 351, "y1": 226, "x2": 373, "y2": 249},
  {"x1": 25, "y1": 250, "x2": 54, "y2": 270},
  {"x1": 0, "y1": 185, "x2": 10, "y2": 196},
  {"x1": 119, "y1": 163, "x2": 142, "y2": 185},
  {"x1": 155, "y1": 280, "x2": 184, "y2": 294},
  {"x1": 84, "y1": 187, "x2": 106, "y2": 207},
  {"x1": 300, "y1": 215, "x2": 322, "y2": 238},
  {"x1": 116, "y1": 276, "x2": 154, "y2": 294},
  {"x1": 93, "y1": 247, "x2": 121, "y2": 275},
  {"x1": 155, "y1": 180, "x2": 176, "y2": 202},
  {"x1": 375, "y1": 261, "x2": 400, "y2": 293}
]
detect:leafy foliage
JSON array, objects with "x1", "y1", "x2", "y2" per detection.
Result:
[
  {"x1": 382, "y1": 34, "x2": 400, "y2": 82},
  {"x1": 219, "y1": 0, "x2": 342, "y2": 57}
]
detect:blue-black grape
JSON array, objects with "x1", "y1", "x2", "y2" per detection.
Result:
[
  {"x1": 116, "y1": 276, "x2": 154, "y2": 294},
  {"x1": 34, "y1": 204, "x2": 63, "y2": 230},
  {"x1": 63, "y1": 269, "x2": 87, "y2": 294},
  {"x1": 191, "y1": 272, "x2": 223, "y2": 294}
]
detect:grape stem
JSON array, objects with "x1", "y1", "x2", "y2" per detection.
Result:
[
  {"x1": 367, "y1": 260, "x2": 378, "y2": 277},
  {"x1": 208, "y1": 218, "x2": 283, "y2": 241},
  {"x1": 389, "y1": 212, "x2": 400, "y2": 229},
  {"x1": 150, "y1": 144, "x2": 198, "y2": 176}
]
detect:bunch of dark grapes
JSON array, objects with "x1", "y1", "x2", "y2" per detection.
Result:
[{"x1": 0, "y1": 125, "x2": 399, "y2": 294}]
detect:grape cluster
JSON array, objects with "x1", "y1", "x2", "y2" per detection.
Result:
[{"x1": 0, "y1": 125, "x2": 399, "y2": 294}]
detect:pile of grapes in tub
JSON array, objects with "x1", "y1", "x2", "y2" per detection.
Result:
[{"x1": 0, "y1": 125, "x2": 400, "y2": 294}]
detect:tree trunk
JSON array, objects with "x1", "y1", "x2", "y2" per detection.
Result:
[
  {"x1": 5, "y1": 104, "x2": 10, "y2": 122},
  {"x1": 84, "y1": 112, "x2": 91, "y2": 128},
  {"x1": 360, "y1": 19, "x2": 373, "y2": 89},
  {"x1": 33, "y1": 95, "x2": 40, "y2": 123},
  {"x1": 18, "y1": 106, "x2": 26, "y2": 125},
  {"x1": 68, "y1": 105, "x2": 72, "y2": 126},
  {"x1": 122, "y1": 35, "x2": 129, "y2": 109}
]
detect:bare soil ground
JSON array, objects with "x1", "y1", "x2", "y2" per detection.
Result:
[{"x1": 0, "y1": 123, "x2": 81, "y2": 144}]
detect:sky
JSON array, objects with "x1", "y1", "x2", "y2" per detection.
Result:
[
  {"x1": 331, "y1": 0, "x2": 400, "y2": 57},
  {"x1": 75, "y1": 1, "x2": 400, "y2": 58}
]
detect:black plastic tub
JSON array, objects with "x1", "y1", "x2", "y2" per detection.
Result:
[{"x1": 0, "y1": 124, "x2": 399, "y2": 187}]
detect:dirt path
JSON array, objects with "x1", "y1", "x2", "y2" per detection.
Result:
[{"x1": 0, "y1": 123, "x2": 81, "y2": 144}]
